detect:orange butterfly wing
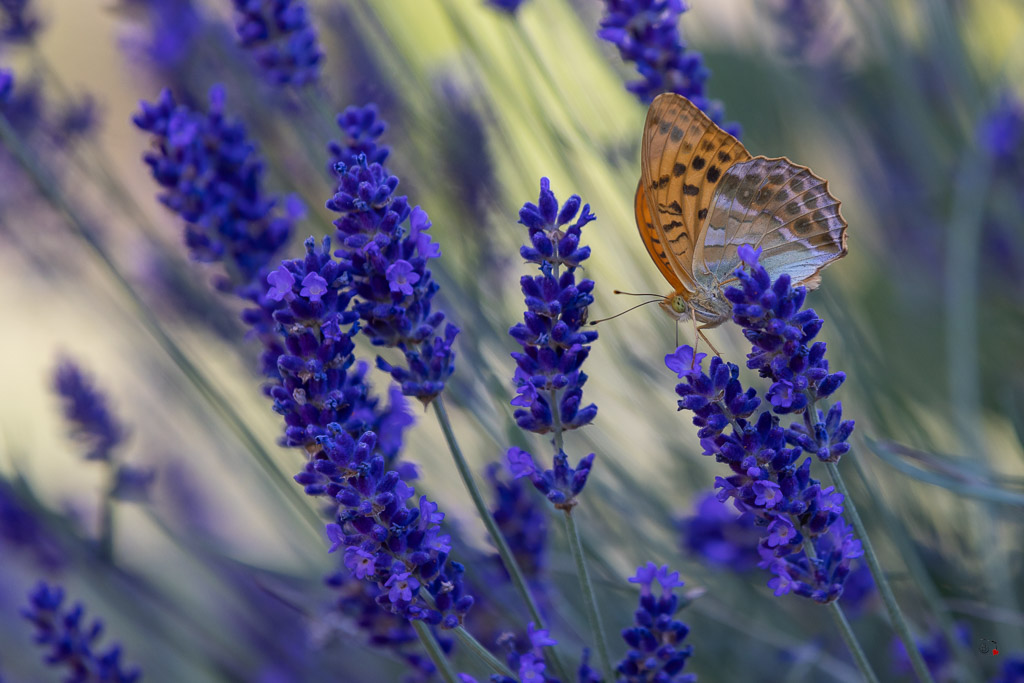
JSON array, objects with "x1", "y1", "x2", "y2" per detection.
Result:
[
  {"x1": 638, "y1": 94, "x2": 752, "y2": 293},
  {"x1": 634, "y1": 179, "x2": 684, "y2": 292}
]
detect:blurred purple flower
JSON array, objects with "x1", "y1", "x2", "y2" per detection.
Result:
[
  {"x1": 0, "y1": 0, "x2": 41, "y2": 43},
  {"x1": 768, "y1": 0, "x2": 847, "y2": 65},
  {"x1": 230, "y1": 0, "x2": 322, "y2": 86},
  {"x1": 0, "y1": 480, "x2": 64, "y2": 570},
  {"x1": 54, "y1": 94, "x2": 100, "y2": 144},
  {"x1": 53, "y1": 358, "x2": 127, "y2": 462},
  {"x1": 992, "y1": 656, "x2": 1024, "y2": 683},
  {"x1": 22, "y1": 583, "x2": 141, "y2": 683},
  {"x1": 679, "y1": 491, "x2": 760, "y2": 571},
  {"x1": 486, "y1": 463, "x2": 548, "y2": 582},
  {"x1": 486, "y1": 0, "x2": 528, "y2": 12},
  {"x1": 890, "y1": 623, "x2": 969, "y2": 682},
  {"x1": 0, "y1": 68, "x2": 12, "y2": 102},
  {"x1": 134, "y1": 85, "x2": 297, "y2": 291},
  {"x1": 134, "y1": 85, "x2": 300, "y2": 377}
]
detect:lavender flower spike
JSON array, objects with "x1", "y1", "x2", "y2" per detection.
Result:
[
  {"x1": 597, "y1": 0, "x2": 739, "y2": 136},
  {"x1": 617, "y1": 563, "x2": 696, "y2": 682},
  {"x1": 262, "y1": 236, "x2": 414, "y2": 471},
  {"x1": 666, "y1": 247, "x2": 862, "y2": 603},
  {"x1": 327, "y1": 154, "x2": 457, "y2": 404},
  {"x1": 510, "y1": 177, "x2": 598, "y2": 435},
  {"x1": 505, "y1": 178, "x2": 599, "y2": 508},
  {"x1": 317, "y1": 425, "x2": 474, "y2": 628},
  {"x1": 231, "y1": 0, "x2": 323, "y2": 85},
  {"x1": 726, "y1": 244, "x2": 854, "y2": 463},
  {"x1": 23, "y1": 582, "x2": 141, "y2": 683}
]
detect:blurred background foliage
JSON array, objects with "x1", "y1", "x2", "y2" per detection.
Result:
[{"x1": 1, "y1": 0, "x2": 1023, "y2": 681}]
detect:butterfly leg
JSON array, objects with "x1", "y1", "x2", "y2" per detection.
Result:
[
  {"x1": 688, "y1": 311, "x2": 701, "y2": 356},
  {"x1": 696, "y1": 326, "x2": 723, "y2": 358}
]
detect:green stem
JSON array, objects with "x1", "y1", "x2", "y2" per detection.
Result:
[
  {"x1": 827, "y1": 602, "x2": 880, "y2": 683},
  {"x1": 0, "y1": 112, "x2": 325, "y2": 543},
  {"x1": 825, "y1": 462, "x2": 935, "y2": 683},
  {"x1": 412, "y1": 621, "x2": 459, "y2": 683},
  {"x1": 453, "y1": 626, "x2": 516, "y2": 679},
  {"x1": 431, "y1": 396, "x2": 570, "y2": 681},
  {"x1": 98, "y1": 465, "x2": 116, "y2": 563},
  {"x1": 563, "y1": 509, "x2": 614, "y2": 679}
]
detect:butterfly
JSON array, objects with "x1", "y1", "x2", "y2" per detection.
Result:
[{"x1": 634, "y1": 93, "x2": 848, "y2": 334}]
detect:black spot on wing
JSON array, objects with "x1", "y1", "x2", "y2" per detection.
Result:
[
  {"x1": 661, "y1": 200, "x2": 683, "y2": 215},
  {"x1": 683, "y1": 184, "x2": 699, "y2": 196},
  {"x1": 707, "y1": 166, "x2": 721, "y2": 183},
  {"x1": 697, "y1": 208, "x2": 708, "y2": 220},
  {"x1": 670, "y1": 126, "x2": 684, "y2": 142},
  {"x1": 692, "y1": 156, "x2": 706, "y2": 170},
  {"x1": 717, "y1": 151, "x2": 732, "y2": 163},
  {"x1": 672, "y1": 162, "x2": 686, "y2": 177}
]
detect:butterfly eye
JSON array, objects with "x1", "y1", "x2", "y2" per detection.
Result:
[{"x1": 670, "y1": 295, "x2": 688, "y2": 315}]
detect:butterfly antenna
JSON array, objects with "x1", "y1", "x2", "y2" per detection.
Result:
[
  {"x1": 612, "y1": 290, "x2": 664, "y2": 297},
  {"x1": 589, "y1": 298, "x2": 662, "y2": 325}
]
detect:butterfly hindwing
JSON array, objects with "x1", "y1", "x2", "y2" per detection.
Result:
[
  {"x1": 696, "y1": 156, "x2": 848, "y2": 289},
  {"x1": 641, "y1": 94, "x2": 751, "y2": 290}
]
